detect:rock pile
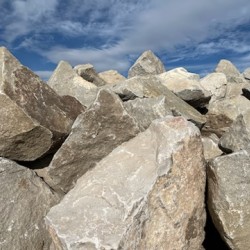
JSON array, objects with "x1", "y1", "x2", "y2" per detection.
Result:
[{"x1": 0, "y1": 47, "x2": 250, "y2": 250}]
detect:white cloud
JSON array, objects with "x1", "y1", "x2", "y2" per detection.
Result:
[{"x1": 35, "y1": 70, "x2": 53, "y2": 81}]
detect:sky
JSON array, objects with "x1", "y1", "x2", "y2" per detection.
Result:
[{"x1": 0, "y1": 0, "x2": 250, "y2": 80}]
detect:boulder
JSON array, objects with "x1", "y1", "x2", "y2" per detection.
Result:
[
  {"x1": 98, "y1": 69, "x2": 126, "y2": 85},
  {"x1": 158, "y1": 68, "x2": 210, "y2": 108},
  {"x1": 225, "y1": 82, "x2": 249, "y2": 98},
  {"x1": 39, "y1": 89, "x2": 140, "y2": 194},
  {"x1": 123, "y1": 96, "x2": 173, "y2": 130},
  {"x1": 202, "y1": 134, "x2": 222, "y2": 160},
  {"x1": 48, "y1": 60, "x2": 98, "y2": 107},
  {"x1": 46, "y1": 116, "x2": 206, "y2": 250},
  {"x1": 203, "y1": 95, "x2": 250, "y2": 137},
  {"x1": 112, "y1": 76, "x2": 206, "y2": 128},
  {"x1": 200, "y1": 73, "x2": 227, "y2": 103},
  {"x1": 128, "y1": 50, "x2": 165, "y2": 78},
  {"x1": 243, "y1": 67, "x2": 250, "y2": 80},
  {"x1": 219, "y1": 110, "x2": 250, "y2": 153},
  {"x1": 0, "y1": 47, "x2": 83, "y2": 161},
  {"x1": 0, "y1": 157, "x2": 59, "y2": 250},
  {"x1": 207, "y1": 150, "x2": 250, "y2": 249},
  {"x1": 74, "y1": 63, "x2": 107, "y2": 87}
]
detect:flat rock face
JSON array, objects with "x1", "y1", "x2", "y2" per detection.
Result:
[
  {"x1": 74, "y1": 64, "x2": 107, "y2": 87},
  {"x1": 0, "y1": 47, "x2": 82, "y2": 161},
  {"x1": 0, "y1": 157, "x2": 59, "y2": 250},
  {"x1": 41, "y1": 89, "x2": 140, "y2": 194},
  {"x1": 112, "y1": 75, "x2": 206, "y2": 128},
  {"x1": 128, "y1": 50, "x2": 165, "y2": 78},
  {"x1": 48, "y1": 60, "x2": 98, "y2": 107},
  {"x1": 202, "y1": 134, "x2": 222, "y2": 160},
  {"x1": 207, "y1": 150, "x2": 250, "y2": 249},
  {"x1": 46, "y1": 116, "x2": 206, "y2": 250},
  {"x1": 98, "y1": 70, "x2": 126, "y2": 85},
  {"x1": 219, "y1": 110, "x2": 250, "y2": 153}
]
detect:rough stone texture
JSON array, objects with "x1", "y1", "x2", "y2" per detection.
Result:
[
  {"x1": 98, "y1": 70, "x2": 126, "y2": 85},
  {"x1": 207, "y1": 150, "x2": 250, "y2": 250},
  {"x1": 202, "y1": 134, "x2": 222, "y2": 160},
  {"x1": 46, "y1": 116, "x2": 206, "y2": 250},
  {"x1": 123, "y1": 96, "x2": 173, "y2": 131},
  {"x1": 128, "y1": 50, "x2": 165, "y2": 78},
  {"x1": 0, "y1": 157, "x2": 59, "y2": 250},
  {"x1": 200, "y1": 73, "x2": 227, "y2": 103},
  {"x1": 112, "y1": 75, "x2": 206, "y2": 128},
  {"x1": 48, "y1": 60, "x2": 98, "y2": 107},
  {"x1": 225, "y1": 82, "x2": 249, "y2": 98},
  {"x1": 0, "y1": 47, "x2": 82, "y2": 161},
  {"x1": 203, "y1": 95, "x2": 250, "y2": 137},
  {"x1": 157, "y1": 68, "x2": 210, "y2": 108},
  {"x1": 74, "y1": 63, "x2": 107, "y2": 87},
  {"x1": 243, "y1": 67, "x2": 250, "y2": 80},
  {"x1": 40, "y1": 89, "x2": 140, "y2": 194},
  {"x1": 219, "y1": 110, "x2": 250, "y2": 153},
  {"x1": 215, "y1": 59, "x2": 243, "y2": 83}
]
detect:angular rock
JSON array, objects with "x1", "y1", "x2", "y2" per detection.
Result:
[
  {"x1": 74, "y1": 63, "x2": 107, "y2": 87},
  {"x1": 200, "y1": 73, "x2": 227, "y2": 103},
  {"x1": 203, "y1": 95, "x2": 250, "y2": 137},
  {"x1": 0, "y1": 157, "x2": 59, "y2": 250},
  {"x1": 123, "y1": 96, "x2": 173, "y2": 130},
  {"x1": 112, "y1": 76, "x2": 206, "y2": 128},
  {"x1": 0, "y1": 47, "x2": 83, "y2": 161},
  {"x1": 225, "y1": 82, "x2": 249, "y2": 98},
  {"x1": 215, "y1": 59, "x2": 244, "y2": 83},
  {"x1": 48, "y1": 60, "x2": 98, "y2": 107},
  {"x1": 98, "y1": 69, "x2": 126, "y2": 85},
  {"x1": 219, "y1": 110, "x2": 250, "y2": 153},
  {"x1": 128, "y1": 50, "x2": 165, "y2": 78},
  {"x1": 46, "y1": 116, "x2": 206, "y2": 250},
  {"x1": 243, "y1": 67, "x2": 250, "y2": 80},
  {"x1": 202, "y1": 134, "x2": 222, "y2": 160},
  {"x1": 158, "y1": 68, "x2": 210, "y2": 108},
  {"x1": 40, "y1": 89, "x2": 140, "y2": 194},
  {"x1": 207, "y1": 150, "x2": 250, "y2": 249}
]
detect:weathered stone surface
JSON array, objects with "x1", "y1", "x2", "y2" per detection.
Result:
[
  {"x1": 40, "y1": 89, "x2": 140, "y2": 194},
  {"x1": 112, "y1": 76, "x2": 206, "y2": 128},
  {"x1": 124, "y1": 96, "x2": 173, "y2": 130},
  {"x1": 46, "y1": 116, "x2": 206, "y2": 250},
  {"x1": 243, "y1": 67, "x2": 250, "y2": 80},
  {"x1": 207, "y1": 150, "x2": 250, "y2": 249},
  {"x1": 128, "y1": 50, "x2": 165, "y2": 78},
  {"x1": 219, "y1": 110, "x2": 250, "y2": 153},
  {"x1": 158, "y1": 68, "x2": 210, "y2": 108},
  {"x1": 0, "y1": 157, "x2": 59, "y2": 250},
  {"x1": 200, "y1": 73, "x2": 227, "y2": 103},
  {"x1": 98, "y1": 70, "x2": 126, "y2": 85},
  {"x1": 225, "y1": 82, "x2": 249, "y2": 98},
  {"x1": 74, "y1": 63, "x2": 107, "y2": 87},
  {"x1": 203, "y1": 95, "x2": 250, "y2": 137},
  {"x1": 242, "y1": 84, "x2": 250, "y2": 100},
  {"x1": 202, "y1": 134, "x2": 222, "y2": 160},
  {"x1": 0, "y1": 47, "x2": 82, "y2": 161},
  {"x1": 48, "y1": 60, "x2": 98, "y2": 107}
]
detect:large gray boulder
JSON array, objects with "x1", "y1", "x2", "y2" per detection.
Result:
[
  {"x1": 48, "y1": 61, "x2": 98, "y2": 107},
  {"x1": 39, "y1": 89, "x2": 140, "y2": 194},
  {"x1": 128, "y1": 50, "x2": 165, "y2": 78},
  {"x1": 98, "y1": 69, "x2": 126, "y2": 85},
  {"x1": 0, "y1": 157, "x2": 59, "y2": 250},
  {"x1": 46, "y1": 116, "x2": 206, "y2": 250},
  {"x1": 112, "y1": 75, "x2": 206, "y2": 128},
  {"x1": 0, "y1": 47, "x2": 83, "y2": 161},
  {"x1": 219, "y1": 110, "x2": 250, "y2": 153},
  {"x1": 207, "y1": 150, "x2": 250, "y2": 249}
]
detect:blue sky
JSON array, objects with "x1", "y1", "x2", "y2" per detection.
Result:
[{"x1": 0, "y1": 0, "x2": 250, "y2": 80}]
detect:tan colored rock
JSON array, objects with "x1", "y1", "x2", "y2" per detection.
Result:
[
  {"x1": 46, "y1": 116, "x2": 206, "y2": 250},
  {"x1": 128, "y1": 50, "x2": 165, "y2": 78},
  {"x1": 207, "y1": 150, "x2": 250, "y2": 249},
  {"x1": 48, "y1": 61, "x2": 98, "y2": 107},
  {"x1": 201, "y1": 134, "x2": 222, "y2": 160},
  {"x1": 112, "y1": 75, "x2": 206, "y2": 128},
  {"x1": 243, "y1": 67, "x2": 250, "y2": 80},
  {"x1": 40, "y1": 89, "x2": 140, "y2": 194},
  {"x1": 98, "y1": 70, "x2": 126, "y2": 85},
  {"x1": 74, "y1": 63, "x2": 107, "y2": 87},
  {"x1": 0, "y1": 47, "x2": 83, "y2": 161},
  {"x1": 0, "y1": 158, "x2": 59, "y2": 250}
]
